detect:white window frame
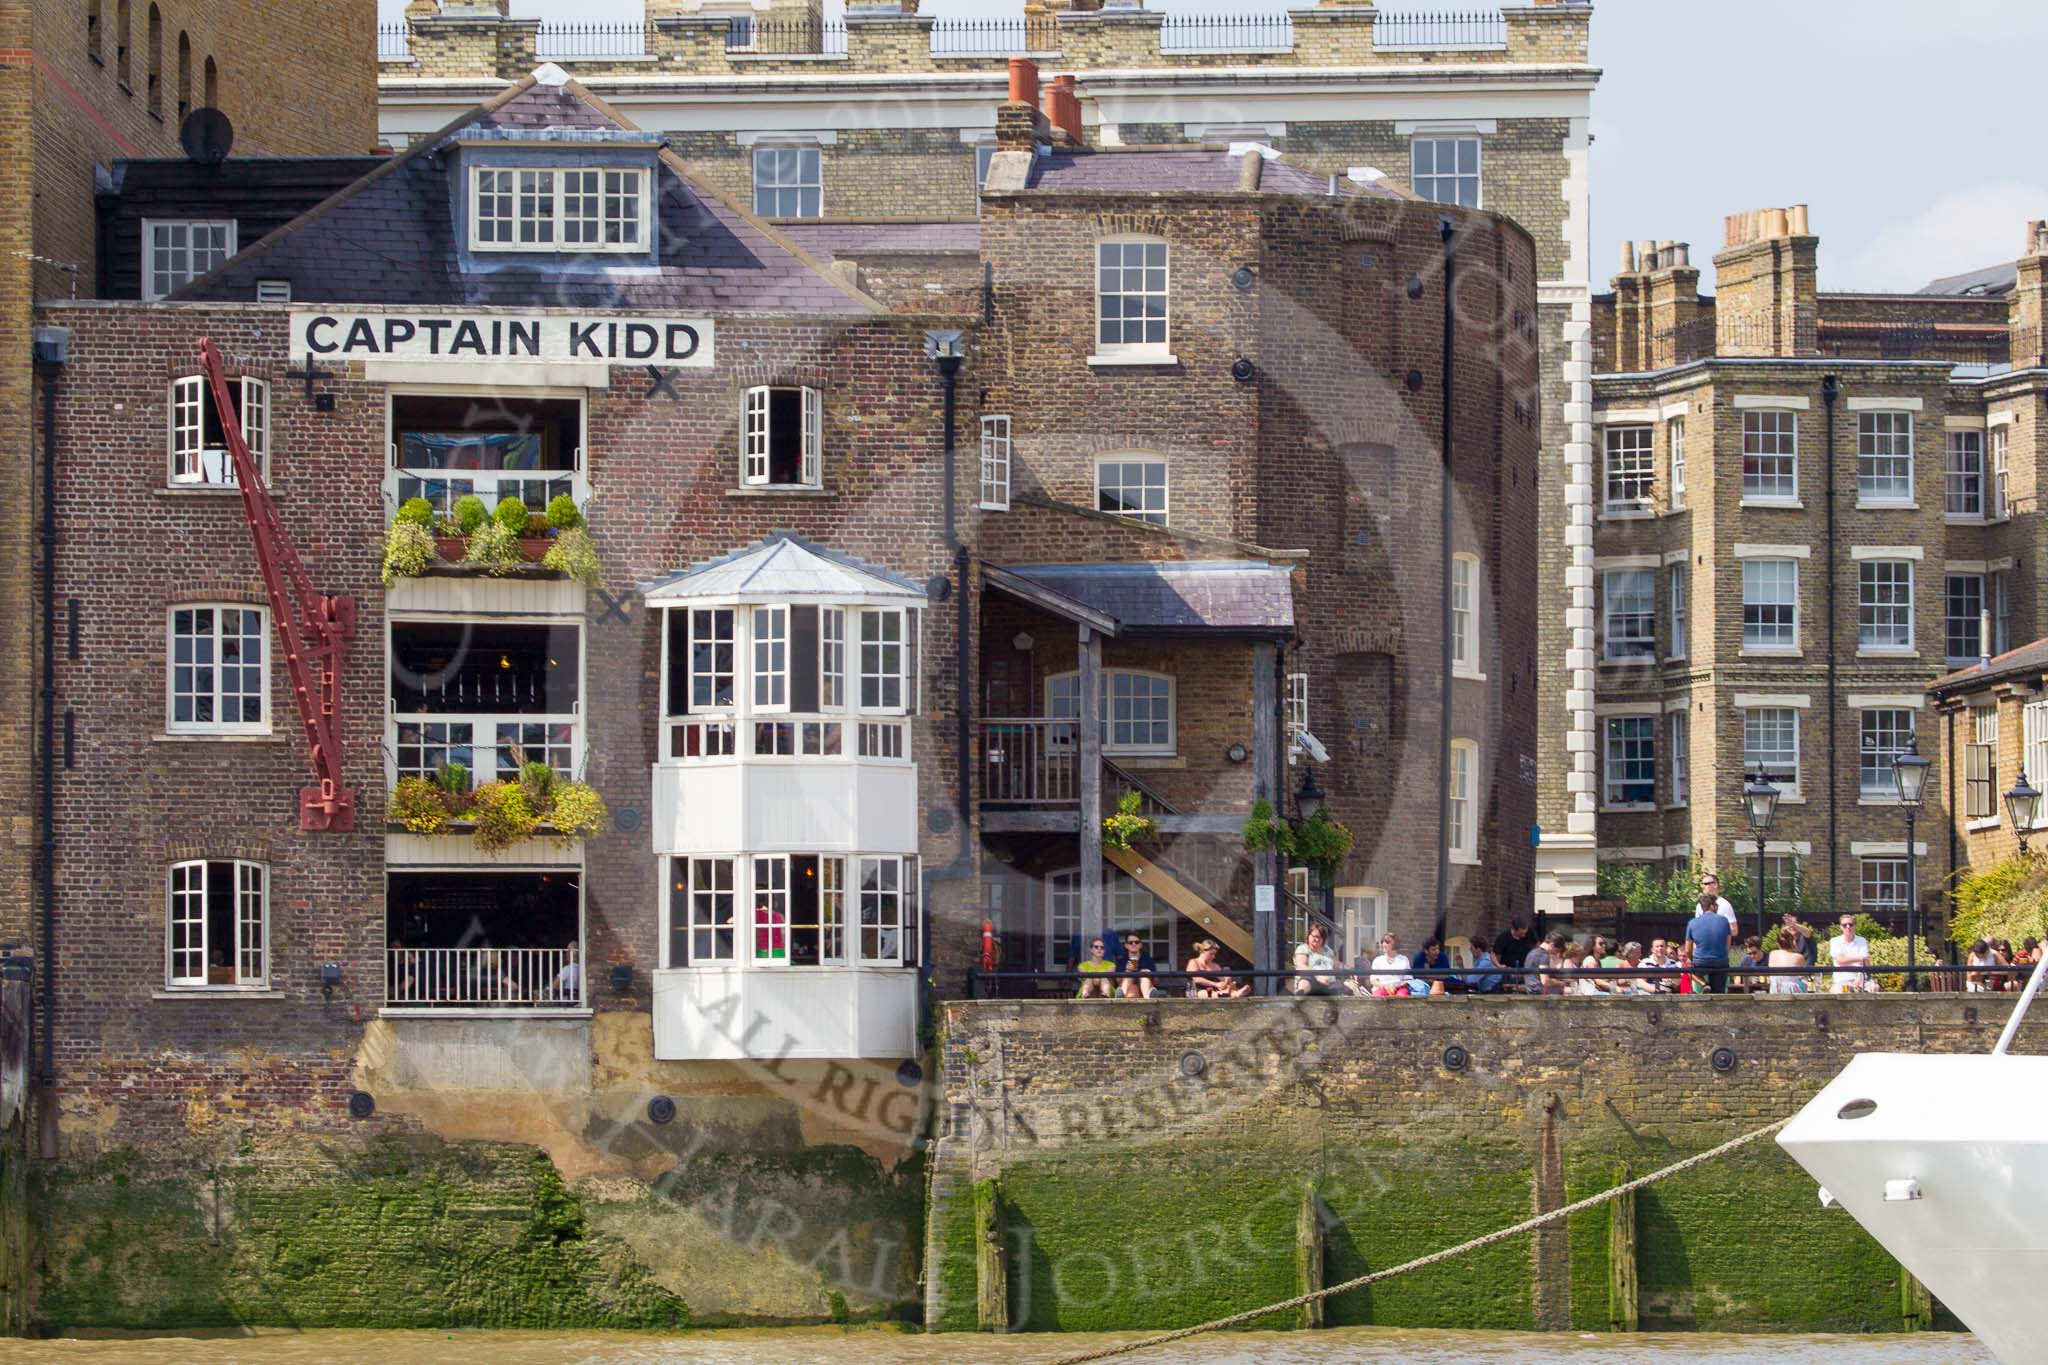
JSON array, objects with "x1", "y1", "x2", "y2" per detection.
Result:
[
  {"x1": 1667, "y1": 416, "x2": 1686, "y2": 510},
  {"x1": 1450, "y1": 554, "x2": 1481, "y2": 677},
  {"x1": 1743, "y1": 706, "x2": 1801, "y2": 802},
  {"x1": 167, "y1": 604, "x2": 269, "y2": 735},
  {"x1": 741, "y1": 385, "x2": 822, "y2": 488},
  {"x1": 1995, "y1": 570, "x2": 2013, "y2": 655},
  {"x1": 1742, "y1": 559, "x2": 1799, "y2": 653},
  {"x1": 1945, "y1": 573, "x2": 1985, "y2": 664},
  {"x1": 1859, "y1": 857, "x2": 1910, "y2": 917},
  {"x1": 1602, "y1": 715, "x2": 1657, "y2": 809},
  {"x1": 751, "y1": 605, "x2": 789, "y2": 712},
  {"x1": 165, "y1": 858, "x2": 268, "y2": 989},
  {"x1": 979, "y1": 415, "x2": 1011, "y2": 511},
  {"x1": 681, "y1": 855, "x2": 738, "y2": 965},
  {"x1": 1286, "y1": 671, "x2": 1309, "y2": 764},
  {"x1": 1856, "y1": 410, "x2": 1915, "y2": 506},
  {"x1": 858, "y1": 608, "x2": 910, "y2": 715},
  {"x1": 1669, "y1": 709, "x2": 1689, "y2": 806},
  {"x1": 1048, "y1": 667, "x2": 1177, "y2": 756},
  {"x1": 467, "y1": 165, "x2": 650, "y2": 254},
  {"x1": 1992, "y1": 425, "x2": 2011, "y2": 519},
  {"x1": 1967, "y1": 704, "x2": 1998, "y2": 821},
  {"x1": 2026, "y1": 700, "x2": 2048, "y2": 823},
  {"x1": 1741, "y1": 409, "x2": 1799, "y2": 503},
  {"x1": 1334, "y1": 887, "x2": 1388, "y2": 966},
  {"x1": 857, "y1": 855, "x2": 913, "y2": 966},
  {"x1": 168, "y1": 373, "x2": 268, "y2": 486},
  {"x1": 1095, "y1": 456, "x2": 1169, "y2": 526},
  {"x1": 819, "y1": 607, "x2": 846, "y2": 712},
  {"x1": 1856, "y1": 559, "x2": 1914, "y2": 653},
  {"x1": 1602, "y1": 424, "x2": 1654, "y2": 513},
  {"x1": 1602, "y1": 568, "x2": 1656, "y2": 662},
  {"x1": 1946, "y1": 428, "x2": 1984, "y2": 519},
  {"x1": 1448, "y1": 738, "x2": 1479, "y2": 864},
  {"x1": 1858, "y1": 708, "x2": 1915, "y2": 800},
  {"x1": 752, "y1": 144, "x2": 823, "y2": 219},
  {"x1": 1668, "y1": 564, "x2": 1688, "y2": 661},
  {"x1": 142, "y1": 217, "x2": 235, "y2": 300},
  {"x1": 1094, "y1": 236, "x2": 1171, "y2": 359},
  {"x1": 1410, "y1": 134, "x2": 1480, "y2": 208}
]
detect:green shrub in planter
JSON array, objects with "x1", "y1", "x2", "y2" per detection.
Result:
[
  {"x1": 389, "y1": 776, "x2": 450, "y2": 835},
  {"x1": 549, "y1": 782, "x2": 609, "y2": 839},
  {"x1": 435, "y1": 760, "x2": 471, "y2": 795},
  {"x1": 519, "y1": 760, "x2": 556, "y2": 804},
  {"x1": 546, "y1": 494, "x2": 584, "y2": 531},
  {"x1": 541, "y1": 527, "x2": 603, "y2": 589},
  {"x1": 380, "y1": 519, "x2": 435, "y2": 586},
  {"x1": 463, "y1": 519, "x2": 522, "y2": 575},
  {"x1": 453, "y1": 494, "x2": 488, "y2": 536},
  {"x1": 494, "y1": 497, "x2": 532, "y2": 534},
  {"x1": 396, "y1": 497, "x2": 436, "y2": 529},
  {"x1": 470, "y1": 780, "x2": 538, "y2": 851}
]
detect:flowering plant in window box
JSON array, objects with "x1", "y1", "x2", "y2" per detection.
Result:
[
  {"x1": 385, "y1": 759, "x2": 608, "y2": 849},
  {"x1": 1101, "y1": 789, "x2": 1158, "y2": 851},
  {"x1": 384, "y1": 493, "x2": 600, "y2": 585}
]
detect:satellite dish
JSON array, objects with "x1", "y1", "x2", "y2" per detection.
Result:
[{"x1": 179, "y1": 107, "x2": 234, "y2": 167}]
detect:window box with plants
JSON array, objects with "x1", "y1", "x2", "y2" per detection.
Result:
[
  {"x1": 388, "y1": 760, "x2": 609, "y2": 850},
  {"x1": 382, "y1": 493, "x2": 603, "y2": 588}
]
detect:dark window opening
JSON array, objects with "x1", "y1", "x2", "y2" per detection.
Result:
[
  {"x1": 391, "y1": 393, "x2": 581, "y2": 512},
  {"x1": 386, "y1": 871, "x2": 581, "y2": 1007},
  {"x1": 390, "y1": 620, "x2": 580, "y2": 715},
  {"x1": 768, "y1": 388, "x2": 803, "y2": 484}
]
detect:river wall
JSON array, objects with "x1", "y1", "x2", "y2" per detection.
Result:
[{"x1": 925, "y1": 994, "x2": 2040, "y2": 1334}]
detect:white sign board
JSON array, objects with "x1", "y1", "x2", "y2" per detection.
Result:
[
  {"x1": 291, "y1": 311, "x2": 713, "y2": 366},
  {"x1": 1255, "y1": 884, "x2": 1276, "y2": 917}
]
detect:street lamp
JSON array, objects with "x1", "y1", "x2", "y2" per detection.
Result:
[
  {"x1": 1893, "y1": 735, "x2": 1931, "y2": 988},
  {"x1": 1293, "y1": 765, "x2": 1336, "y2": 939},
  {"x1": 1743, "y1": 764, "x2": 1781, "y2": 943},
  {"x1": 2006, "y1": 769, "x2": 2043, "y2": 856}
]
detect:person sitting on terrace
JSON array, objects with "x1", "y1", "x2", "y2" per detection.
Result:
[
  {"x1": 1411, "y1": 936, "x2": 1452, "y2": 996},
  {"x1": 1450, "y1": 942, "x2": 1503, "y2": 994},
  {"x1": 1733, "y1": 935, "x2": 1766, "y2": 994},
  {"x1": 1769, "y1": 928, "x2": 1808, "y2": 994},
  {"x1": 1493, "y1": 915, "x2": 1534, "y2": 972},
  {"x1": 1643, "y1": 938, "x2": 1679, "y2": 994},
  {"x1": 551, "y1": 942, "x2": 582, "y2": 1003},
  {"x1": 1187, "y1": 939, "x2": 1250, "y2": 999},
  {"x1": 1967, "y1": 938, "x2": 1995, "y2": 993},
  {"x1": 1573, "y1": 939, "x2": 1610, "y2": 996},
  {"x1": 1613, "y1": 941, "x2": 1647, "y2": 994},
  {"x1": 1075, "y1": 937, "x2": 1116, "y2": 999},
  {"x1": 1293, "y1": 922, "x2": 1341, "y2": 996},
  {"x1": 1529, "y1": 931, "x2": 1568, "y2": 995},
  {"x1": 1116, "y1": 933, "x2": 1159, "y2": 999},
  {"x1": 1366, "y1": 932, "x2": 1411, "y2": 998}
]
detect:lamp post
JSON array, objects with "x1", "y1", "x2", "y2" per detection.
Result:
[
  {"x1": 2006, "y1": 768, "x2": 2043, "y2": 857},
  {"x1": 1743, "y1": 764, "x2": 1781, "y2": 945},
  {"x1": 1294, "y1": 765, "x2": 1336, "y2": 935},
  {"x1": 1892, "y1": 735, "x2": 1931, "y2": 988}
]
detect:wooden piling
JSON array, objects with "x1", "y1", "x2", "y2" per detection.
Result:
[
  {"x1": 1900, "y1": 1264, "x2": 1932, "y2": 1331},
  {"x1": 1607, "y1": 1162, "x2": 1638, "y2": 1332},
  {"x1": 974, "y1": 1177, "x2": 1007, "y2": 1332},
  {"x1": 1295, "y1": 1179, "x2": 1325, "y2": 1329}
]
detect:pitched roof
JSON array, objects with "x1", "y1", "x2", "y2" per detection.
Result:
[
  {"x1": 778, "y1": 221, "x2": 981, "y2": 256},
  {"x1": 1928, "y1": 637, "x2": 2048, "y2": 698},
  {"x1": 1919, "y1": 261, "x2": 2018, "y2": 298},
  {"x1": 641, "y1": 532, "x2": 926, "y2": 603},
  {"x1": 1023, "y1": 147, "x2": 1402, "y2": 199},
  {"x1": 180, "y1": 76, "x2": 877, "y2": 316},
  {"x1": 994, "y1": 561, "x2": 1295, "y2": 636}
]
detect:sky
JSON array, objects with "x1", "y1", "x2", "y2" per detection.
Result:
[{"x1": 377, "y1": 0, "x2": 2048, "y2": 293}]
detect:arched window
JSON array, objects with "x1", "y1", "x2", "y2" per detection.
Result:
[
  {"x1": 146, "y1": 4, "x2": 162, "y2": 117},
  {"x1": 203, "y1": 54, "x2": 217, "y2": 110},
  {"x1": 176, "y1": 31, "x2": 191, "y2": 120},
  {"x1": 116, "y1": 0, "x2": 131, "y2": 84},
  {"x1": 1046, "y1": 667, "x2": 1176, "y2": 755}
]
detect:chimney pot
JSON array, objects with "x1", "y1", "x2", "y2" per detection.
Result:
[
  {"x1": 1008, "y1": 57, "x2": 1040, "y2": 109},
  {"x1": 1674, "y1": 242, "x2": 1690, "y2": 267},
  {"x1": 1620, "y1": 240, "x2": 1638, "y2": 273},
  {"x1": 1788, "y1": 204, "x2": 1809, "y2": 235}
]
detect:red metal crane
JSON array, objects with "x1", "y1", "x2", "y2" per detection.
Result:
[{"x1": 198, "y1": 338, "x2": 357, "y2": 830}]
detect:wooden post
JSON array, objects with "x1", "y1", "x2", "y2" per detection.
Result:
[
  {"x1": 975, "y1": 1177, "x2": 1007, "y2": 1332},
  {"x1": 1251, "y1": 641, "x2": 1279, "y2": 991},
  {"x1": 1078, "y1": 626, "x2": 1104, "y2": 948},
  {"x1": 1899, "y1": 1264, "x2": 1932, "y2": 1332},
  {"x1": 0, "y1": 957, "x2": 31, "y2": 1334},
  {"x1": 1607, "y1": 1162, "x2": 1638, "y2": 1332},
  {"x1": 1295, "y1": 1178, "x2": 1325, "y2": 1329}
]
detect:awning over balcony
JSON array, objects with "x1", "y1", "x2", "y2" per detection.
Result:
[
  {"x1": 642, "y1": 532, "x2": 925, "y2": 605},
  {"x1": 984, "y1": 561, "x2": 1295, "y2": 639}
]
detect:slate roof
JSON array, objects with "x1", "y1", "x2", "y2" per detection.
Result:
[
  {"x1": 1927, "y1": 637, "x2": 2048, "y2": 698},
  {"x1": 999, "y1": 561, "x2": 1295, "y2": 636},
  {"x1": 180, "y1": 78, "x2": 875, "y2": 315},
  {"x1": 1920, "y1": 261, "x2": 2018, "y2": 298},
  {"x1": 1023, "y1": 147, "x2": 1402, "y2": 199},
  {"x1": 642, "y1": 532, "x2": 925, "y2": 603}
]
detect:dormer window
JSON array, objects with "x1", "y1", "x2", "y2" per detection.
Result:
[{"x1": 470, "y1": 166, "x2": 649, "y2": 253}]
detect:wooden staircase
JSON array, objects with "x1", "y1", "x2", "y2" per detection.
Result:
[{"x1": 1101, "y1": 844, "x2": 1254, "y2": 960}]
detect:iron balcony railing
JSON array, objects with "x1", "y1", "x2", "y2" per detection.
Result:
[
  {"x1": 388, "y1": 946, "x2": 583, "y2": 1009},
  {"x1": 930, "y1": 17, "x2": 1061, "y2": 55},
  {"x1": 731, "y1": 18, "x2": 848, "y2": 56},
  {"x1": 376, "y1": 22, "x2": 410, "y2": 60},
  {"x1": 1372, "y1": 9, "x2": 1507, "y2": 49},
  {"x1": 1159, "y1": 14, "x2": 1294, "y2": 52},
  {"x1": 535, "y1": 22, "x2": 649, "y2": 59}
]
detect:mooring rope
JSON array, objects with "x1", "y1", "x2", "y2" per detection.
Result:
[{"x1": 1044, "y1": 1115, "x2": 1794, "y2": 1365}]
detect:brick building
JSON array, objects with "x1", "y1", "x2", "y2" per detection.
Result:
[
  {"x1": 1588, "y1": 210, "x2": 2048, "y2": 934},
  {"x1": 1928, "y1": 639, "x2": 2048, "y2": 877},
  {"x1": 2, "y1": 0, "x2": 376, "y2": 1006},
  {"x1": 375, "y1": 0, "x2": 1602, "y2": 916},
  {"x1": 27, "y1": 63, "x2": 1535, "y2": 1179}
]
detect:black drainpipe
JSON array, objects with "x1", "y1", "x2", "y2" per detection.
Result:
[
  {"x1": 1945, "y1": 703, "x2": 1958, "y2": 933},
  {"x1": 1434, "y1": 217, "x2": 1456, "y2": 946},
  {"x1": 921, "y1": 331, "x2": 970, "y2": 1049},
  {"x1": 35, "y1": 332, "x2": 67, "y2": 1098},
  {"x1": 1821, "y1": 374, "x2": 1840, "y2": 903}
]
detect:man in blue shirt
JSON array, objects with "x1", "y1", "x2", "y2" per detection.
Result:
[
  {"x1": 1684, "y1": 894, "x2": 1733, "y2": 994},
  {"x1": 1453, "y1": 943, "x2": 1503, "y2": 994}
]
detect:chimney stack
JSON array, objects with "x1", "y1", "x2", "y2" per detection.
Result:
[
  {"x1": 1605, "y1": 233, "x2": 1702, "y2": 370},
  {"x1": 1713, "y1": 204, "x2": 1818, "y2": 358},
  {"x1": 995, "y1": 57, "x2": 1050, "y2": 151}
]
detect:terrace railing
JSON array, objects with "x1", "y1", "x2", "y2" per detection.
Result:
[
  {"x1": 1160, "y1": 14, "x2": 1294, "y2": 52},
  {"x1": 376, "y1": 22, "x2": 410, "y2": 59},
  {"x1": 1371, "y1": 9, "x2": 1507, "y2": 49},
  {"x1": 733, "y1": 18, "x2": 848, "y2": 56},
  {"x1": 929, "y1": 17, "x2": 1061, "y2": 55},
  {"x1": 388, "y1": 946, "x2": 582, "y2": 1008},
  {"x1": 982, "y1": 718, "x2": 1078, "y2": 804},
  {"x1": 535, "y1": 23, "x2": 648, "y2": 59}
]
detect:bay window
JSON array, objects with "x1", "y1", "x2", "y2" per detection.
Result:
[{"x1": 663, "y1": 853, "x2": 915, "y2": 968}]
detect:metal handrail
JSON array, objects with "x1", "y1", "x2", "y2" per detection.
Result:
[{"x1": 971, "y1": 962, "x2": 2021, "y2": 990}]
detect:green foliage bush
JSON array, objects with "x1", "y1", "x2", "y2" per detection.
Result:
[
  {"x1": 380, "y1": 519, "x2": 435, "y2": 587},
  {"x1": 434, "y1": 761, "x2": 470, "y2": 795},
  {"x1": 1101, "y1": 789, "x2": 1157, "y2": 851},
  {"x1": 395, "y1": 497, "x2": 436, "y2": 528},
  {"x1": 389, "y1": 776, "x2": 450, "y2": 835},
  {"x1": 495, "y1": 497, "x2": 532, "y2": 533},
  {"x1": 548, "y1": 782, "x2": 609, "y2": 839},
  {"x1": 471, "y1": 781, "x2": 538, "y2": 852},
  {"x1": 541, "y1": 526, "x2": 603, "y2": 588},
  {"x1": 546, "y1": 494, "x2": 583, "y2": 531},
  {"x1": 464, "y1": 520, "x2": 523, "y2": 575},
  {"x1": 518, "y1": 760, "x2": 556, "y2": 804},
  {"x1": 452, "y1": 494, "x2": 488, "y2": 535},
  {"x1": 1950, "y1": 855, "x2": 2048, "y2": 949},
  {"x1": 1238, "y1": 797, "x2": 1354, "y2": 875}
]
